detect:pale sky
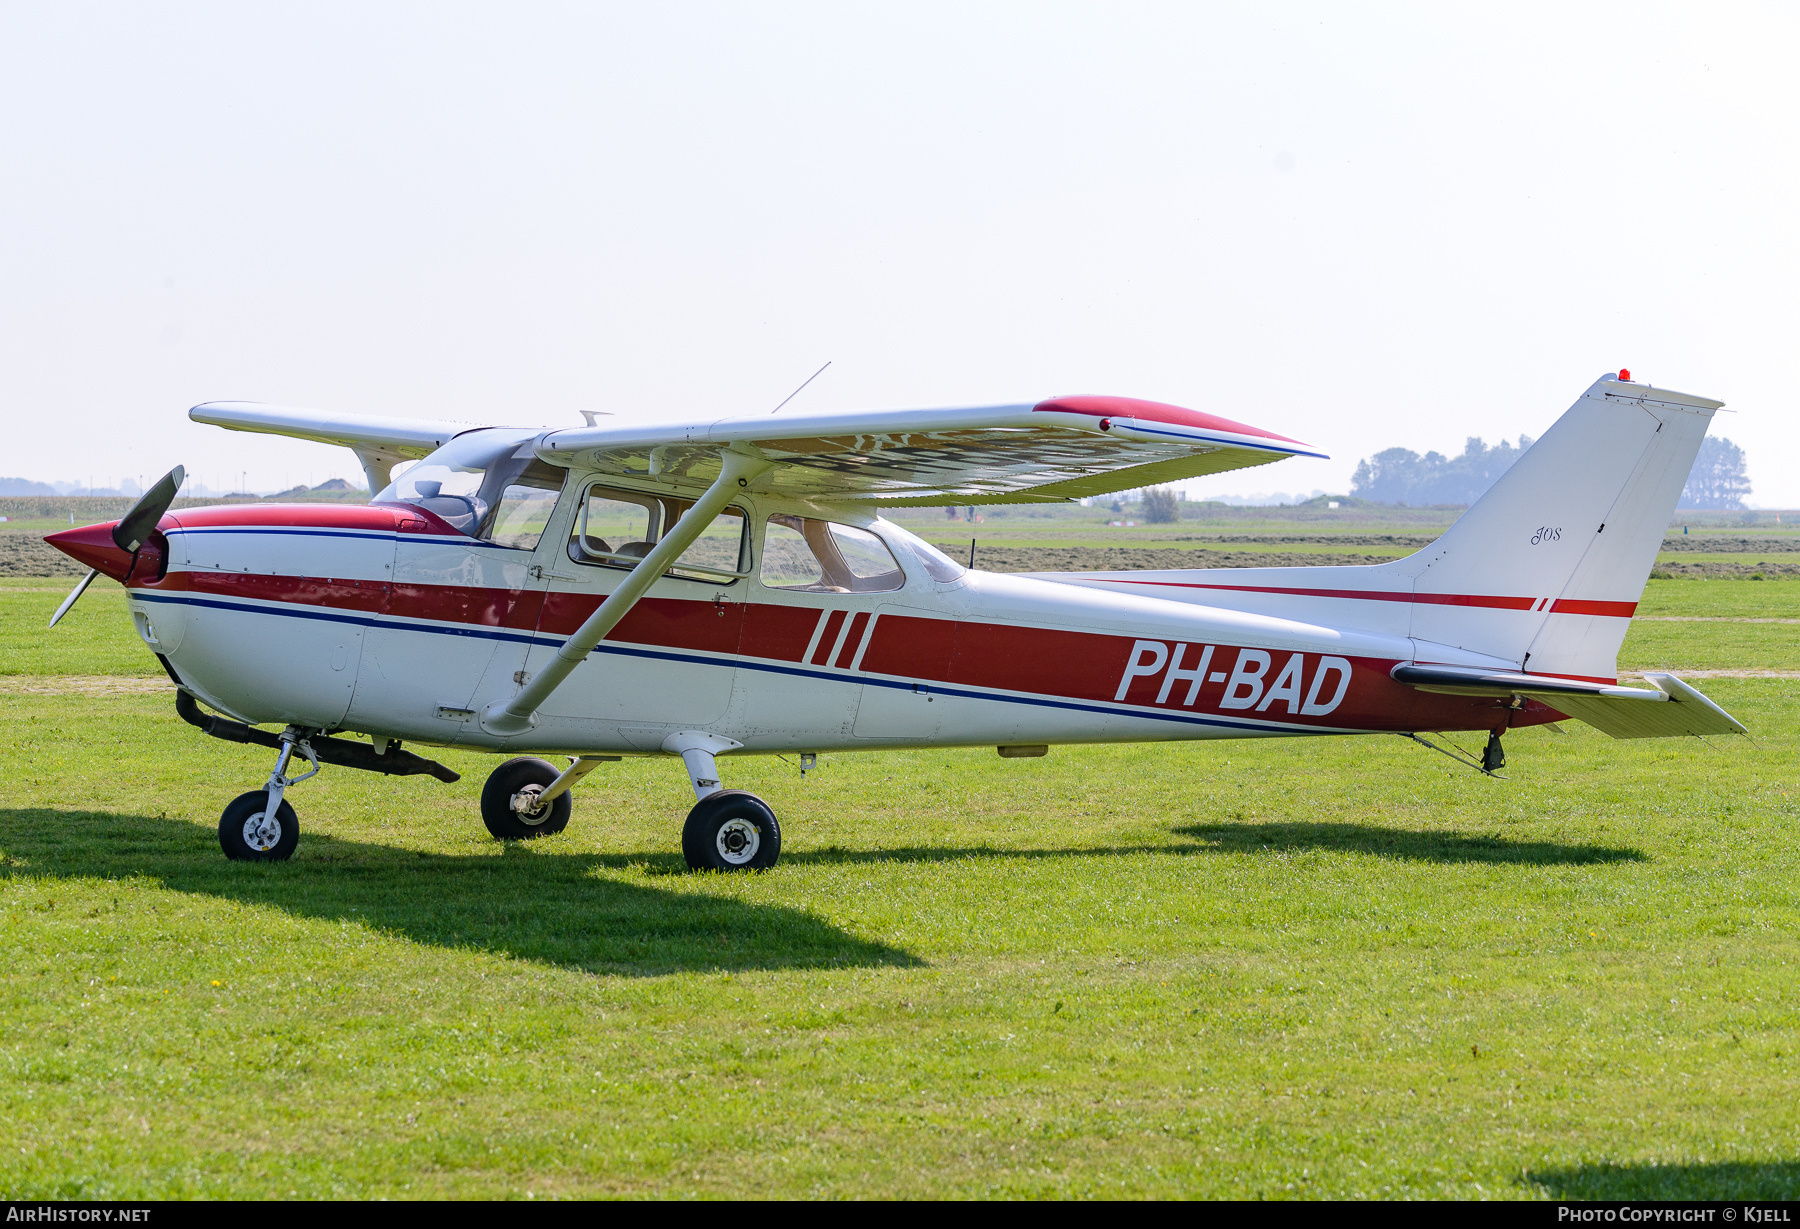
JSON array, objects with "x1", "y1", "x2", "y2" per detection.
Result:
[{"x1": 3, "y1": 2, "x2": 1795, "y2": 502}]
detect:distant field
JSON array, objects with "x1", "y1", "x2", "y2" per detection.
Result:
[{"x1": 0, "y1": 567, "x2": 1796, "y2": 1197}]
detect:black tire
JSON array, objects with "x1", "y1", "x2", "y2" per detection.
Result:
[
  {"x1": 682, "y1": 790, "x2": 781, "y2": 872},
  {"x1": 218, "y1": 790, "x2": 300, "y2": 862},
  {"x1": 480, "y1": 756, "x2": 573, "y2": 840}
]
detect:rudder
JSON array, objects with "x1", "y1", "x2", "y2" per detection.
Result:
[{"x1": 1397, "y1": 372, "x2": 1722, "y2": 680}]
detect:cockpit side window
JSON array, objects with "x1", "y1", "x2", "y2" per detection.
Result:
[
  {"x1": 759, "y1": 514, "x2": 905, "y2": 593},
  {"x1": 567, "y1": 483, "x2": 750, "y2": 584}
]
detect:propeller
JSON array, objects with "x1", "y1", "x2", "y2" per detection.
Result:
[
  {"x1": 48, "y1": 464, "x2": 185, "y2": 630},
  {"x1": 114, "y1": 465, "x2": 185, "y2": 553}
]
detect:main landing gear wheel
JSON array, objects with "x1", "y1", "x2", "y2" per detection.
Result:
[
  {"x1": 218, "y1": 790, "x2": 300, "y2": 862},
  {"x1": 481, "y1": 756, "x2": 573, "y2": 840},
  {"x1": 682, "y1": 790, "x2": 781, "y2": 872}
]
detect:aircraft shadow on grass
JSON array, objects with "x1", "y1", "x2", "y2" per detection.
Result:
[
  {"x1": 1176, "y1": 820, "x2": 1646, "y2": 865},
  {"x1": 774, "y1": 822, "x2": 1644, "y2": 868},
  {"x1": 0, "y1": 808, "x2": 921, "y2": 978},
  {"x1": 1529, "y1": 1160, "x2": 1800, "y2": 1200}
]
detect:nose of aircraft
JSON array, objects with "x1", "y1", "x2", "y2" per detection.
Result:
[{"x1": 45, "y1": 521, "x2": 135, "y2": 581}]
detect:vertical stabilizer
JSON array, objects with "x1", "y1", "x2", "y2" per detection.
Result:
[{"x1": 1395, "y1": 372, "x2": 1721, "y2": 680}]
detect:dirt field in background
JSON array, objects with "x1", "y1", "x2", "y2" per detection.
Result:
[
  {"x1": 1648, "y1": 560, "x2": 1800, "y2": 578},
  {"x1": 976, "y1": 546, "x2": 1800, "y2": 577},
  {"x1": 1660, "y1": 536, "x2": 1800, "y2": 553},
  {"x1": 1, "y1": 537, "x2": 87, "y2": 577},
  {"x1": 971, "y1": 547, "x2": 1399, "y2": 572}
]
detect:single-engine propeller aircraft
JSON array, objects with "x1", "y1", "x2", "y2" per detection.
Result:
[{"x1": 46, "y1": 371, "x2": 1745, "y2": 869}]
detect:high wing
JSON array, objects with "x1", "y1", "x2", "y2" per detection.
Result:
[
  {"x1": 189, "y1": 401, "x2": 477, "y2": 493},
  {"x1": 192, "y1": 394, "x2": 1325, "y2": 506},
  {"x1": 532, "y1": 395, "x2": 1326, "y2": 505}
]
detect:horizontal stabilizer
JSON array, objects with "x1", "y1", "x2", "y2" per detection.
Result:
[{"x1": 1392, "y1": 664, "x2": 1747, "y2": 739}]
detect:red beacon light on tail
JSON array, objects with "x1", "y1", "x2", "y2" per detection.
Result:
[{"x1": 1618, "y1": 369, "x2": 1631, "y2": 381}]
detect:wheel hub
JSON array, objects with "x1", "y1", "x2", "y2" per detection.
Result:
[
  {"x1": 715, "y1": 817, "x2": 760, "y2": 865},
  {"x1": 511, "y1": 785, "x2": 550, "y2": 824},
  {"x1": 243, "y1": 811, "x2": 282, "y2": 852}
]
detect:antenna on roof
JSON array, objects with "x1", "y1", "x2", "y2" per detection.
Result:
[{"x1": 770, "y1": 361, "x2": 832, "y2": 414}]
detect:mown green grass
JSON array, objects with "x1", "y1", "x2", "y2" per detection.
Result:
[
  {"x1": 1623, "y1": 622, "x2": 1799, "y2": 673},
  {"x1": 1637, "y1": 578, "x2": 1800, "y2": 620},
  {"x1": 0, "y1": 579, "x2": 1797, "y2": 1198},
  {"x1": 1, "y1": 581, "x2": 157, "y2": 676}
]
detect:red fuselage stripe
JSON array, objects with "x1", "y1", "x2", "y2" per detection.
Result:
[
  {"x1": 1085, "y1": 577, "x2": 1637, "y2": 617},
  {"x1": 810, "y1": 609, "x2": 848, "y2": 665},
  {"x1": 836, "y1": 611, "x2": 871, "y2": 668}
]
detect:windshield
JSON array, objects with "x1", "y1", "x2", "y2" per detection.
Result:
[
  {"x1": 876, "y1": 519, "x2": 968, "y2": 582},
  {"x1": 375, "y1": 428, "x2": 563, "y2": 540}
]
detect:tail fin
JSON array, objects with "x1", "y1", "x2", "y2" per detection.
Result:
[{"x1": 1394, "y1": 372, "x2": 1721, "y2": 680}]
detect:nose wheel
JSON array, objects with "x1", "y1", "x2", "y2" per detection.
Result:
[
  {"x1": 219, "y1": 725, "x2": 316, "y2": 862},
  {"x1": 682, "y1": 790, "x2": 782, "y2": 872},
  {"x1": 218, "y1": 791, "x2": 300, "y2": 861}
]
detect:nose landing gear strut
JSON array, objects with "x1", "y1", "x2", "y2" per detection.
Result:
[{"x1": 218, "y1": 726, "x2": 317, "y2": 861}]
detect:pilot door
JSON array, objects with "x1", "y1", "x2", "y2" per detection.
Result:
[
  {"x1": 512, "y1": 481, "x2": 750, "y2": 733},
  {"x1": 352, "y1": 452, "x2": 563, "y2": 743}
]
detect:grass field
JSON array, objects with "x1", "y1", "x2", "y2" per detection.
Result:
[{"x1": 0, "y1": 574, "x2": 1796, "y2": 1198}]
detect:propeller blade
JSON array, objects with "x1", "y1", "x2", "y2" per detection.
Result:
[
  {"x1": 48, "y1": 568, "x2": 99, "y2": 629},
  {"x1": 112, "y1": 464, "x2": 185, "y2": 553}
]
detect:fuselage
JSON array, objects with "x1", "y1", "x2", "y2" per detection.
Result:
[{"x1": 62, "y1": 488, "x2": 1555, "y2": 757}]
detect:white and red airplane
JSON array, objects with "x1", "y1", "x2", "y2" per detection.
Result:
[{"x1": 46, "y1": 371, "x2": 1744, "y2": 869}]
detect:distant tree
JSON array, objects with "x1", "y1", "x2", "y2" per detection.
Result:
[
  {"x1": 1141, "y1": 487, "x2": 1181, "y2": 523},
  {"x1": 0, "y1": 477, "x2": 58, "y2": 496},
  {"x1": 1680, "y1": 436, "x2": 1751, "y2": 509},
  {"x1": 1350, "y1": 435, "x2": 1535, "y2": 506}
]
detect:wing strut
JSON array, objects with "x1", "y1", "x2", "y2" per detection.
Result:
[{"x1": 479, "y1": 447, "x2": 773, "y2": 737}]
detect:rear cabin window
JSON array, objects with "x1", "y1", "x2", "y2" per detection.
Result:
[
  {"x1": 759, "y1": 515, "x2": 905, "y2": 593},
  {"x1": 568, "y1": 485, "x2": 749, "y2": 583}
]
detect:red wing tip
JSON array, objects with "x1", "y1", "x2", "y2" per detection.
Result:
[{"x1": 1033, "y1": 395, "x2": 1306, "y2": 447}]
